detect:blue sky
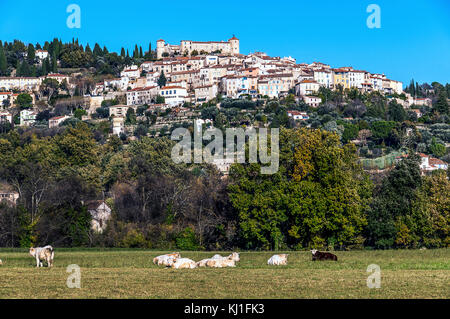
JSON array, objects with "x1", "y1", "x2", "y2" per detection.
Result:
[{"x1": 0, "y1": 0, "x2": 449, "y2": 86}]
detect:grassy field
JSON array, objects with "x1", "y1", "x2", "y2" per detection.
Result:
[{"x1": 0, "y1": 248, "x2": 448, "y2": 299}]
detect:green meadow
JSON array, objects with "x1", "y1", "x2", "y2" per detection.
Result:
[{"x1": 0, "y1": 248, "x2": 448, "y2": 298}]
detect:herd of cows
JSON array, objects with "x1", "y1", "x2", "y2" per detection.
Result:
[
  {"x1": 151, "y1": 249, "x2": 338, "y2": 269},
  {"x1": 0, "y1": 246, "x2": 338, "y2": 268}
]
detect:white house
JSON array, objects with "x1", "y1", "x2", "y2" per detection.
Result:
[
  {"x1": 313, "y1": 69, "x2": 333, "y2": 88},
  {"x1": 48, "y1": 115, "x2": 71, "y2": 128},
  {"x1": 35, "y1": 50, "x2": 49, "y2": 60},
  {"x1": 126, "y1": 86, "x2": 158, "y2": 106},
  {"x1": 121, "y1": 66, "x2": 140, "y2": 79},
  {"x1": 19, "y1": 109, "x2": 37, "y2": 126},
  {"x1": 287, "y1": 110, "x2": 309, "y2": 120},
  {"x1": 159, "y1": 86, "x2": 188, "y2": 106},
  {"x1": 112, "y1": 117, "x2": 125, "y2": 136},
  {"x1": 303, "y1": 96, "x2": 322, "y2": 107},
  {"x1": 194, "y1": 84, "x2": 218, "y2": 104},
  {"x1": 0, "y1": 110, "x2": 13, "y2": 124},
  {"x1": 295, "y1": 80, "x2": 320, "y2": 96}
]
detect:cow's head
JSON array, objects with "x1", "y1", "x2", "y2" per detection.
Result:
[
  {"x1": 29, "y1": 247, "x2": 36, "y2": 257},
  {"x1": 311, "y1": 249, "x2": 318, "y2": 255}
]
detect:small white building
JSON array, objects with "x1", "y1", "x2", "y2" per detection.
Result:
[
  {"x1": 159, "y1": 86, "x2": 187, "y2": 106},
  {"x1": 36, "y1": 50, "x2": 49, "y2": 60},
  {"x1": 112, "y1": 117, "x2": 125, "y2": 136},
  {"x1": 0, "y1": 110, "x2": 13, "y2": 124},
  {"x1": 303, "y1": 96, "x2": 322, "y2": 107},
  {"x1": 287, "y1": 110, "x2": 309, "y2": 120},
  {"x1": 295, "y1": 80, "x2": 320, "y2": 96},
  {"x1": 19, "y1": 109, "x2": 37, "y2": 126},
  {"x1": 49, "y1": 115, "x2": 70, "y2": 128}
]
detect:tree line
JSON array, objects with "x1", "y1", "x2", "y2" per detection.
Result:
[{"x1": 0, "y1": 123, "x2": 448, "y2": 250}]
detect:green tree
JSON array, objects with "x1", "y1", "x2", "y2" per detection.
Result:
[
  {"x1": 0, "y1": 44, "x2": 8, "y2": 76},
  {"x1": 366, "y1": 153, "x2": 422, "y2": 248},
  {"x1": 387, "y1": 100, "x2": 407, "y2": 122},
  {"x1": 429, "y1": 137, "x2": 446, "y2": 158},
  {"x1": 125, "y1": 107, "x2": 137, "y2": 125},
  {"x1": 433, "y1": 89, "x2": 449, "y2": 114},
  {"x1": 15, "y1": 93, "x2": 33, "y2": 109},
  {"x1": 157, "y1": 71, "x2": 167, "y2": 87},
  {"x1": 27, "y1": 44, "x2": 35, "y2": 64}
]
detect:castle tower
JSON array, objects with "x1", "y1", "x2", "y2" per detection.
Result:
[
  {"x1": 228, "y1": 35, "x2": 239, "y2": 55},
  {"x1": 156, "y1": 39, "x2": 165, "y2": 59}
]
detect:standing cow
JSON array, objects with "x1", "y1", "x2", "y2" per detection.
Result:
[{"x1": 29, "y1": 246, "x2": 54, "y2": 268}]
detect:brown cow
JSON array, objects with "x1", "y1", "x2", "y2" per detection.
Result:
[{"x1": 311, "y1": 249, "x2": 338, "y2": 261}]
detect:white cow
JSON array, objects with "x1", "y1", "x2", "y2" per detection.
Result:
[
  {"x1": 169, "y1": 258, "x2": 197, "y2": 269},
  {"x1": 227, "y1": 252, "x2": 240, "y2": 262},
  {"x1": 206, "y1": 258, "x2": 236, "y2": 268},
  {"x1": 153, "y1": 252, "x2": 180, "y2": 266},
  {"x1": 29, "y1": 246, "x2": 54, "y2": 268},
  {"x1": 267, "y1": 254, "x2": 288, "y2": 266}
]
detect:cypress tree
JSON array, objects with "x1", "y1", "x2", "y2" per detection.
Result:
[
  {"x1": 41, "y1": 58, "x2": 47, "y2": 75},
  {"x1": 120, "y1": 48, "x2": 125, "y2": 57},
  {"x1": 93, "y1": 43, "x2": 102, "y2": 56},
  {"x1": 51, "y1": 54, "x2": 57, "y2": 73},
  {"x1": 0, "y1": 44, "x2": 7, "y2": 76},
  {"x1": 85, "y1": 43, "x2": 92, "y2": 54},
  {"x1": 27, "y1": 44, "x2": 35, "y2": 64},
  {"x1": 139, "y1": 46, "x2": 143, "y2": 58}
]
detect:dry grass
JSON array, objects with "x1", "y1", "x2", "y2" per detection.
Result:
[{"x1": 0, "y1": 249, "x2": 448, "y2": 298}]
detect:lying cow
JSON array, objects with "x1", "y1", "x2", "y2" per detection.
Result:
[
  {"x1": 227, "y1": 252, "x2": 240, "y2": 262},
  {"x1": 311, "y1": 249, "x2": 338, "y2": 261},
  {"x1": 153, "y1": 252, "x2": 181, "y2": 266},
  {"x1": 205, "y1": 258, "x2": 236, "y2": 268},
  {"x1": 267, "y1": 254, "x2": 288, "y2": 265},
  {"x1": 29, "y1": 245, "x2": 54, "y2": 268},
  {"x1": 168, "y1": 258, "x2": 197, "y2": 269},
  {"x1": 197, "y1": 252, "x2": 240, "y2": 267}
]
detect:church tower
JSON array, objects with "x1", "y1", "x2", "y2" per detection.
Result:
[{"x1": 228, "y1": 35, "x2": 239, "y2": 55}]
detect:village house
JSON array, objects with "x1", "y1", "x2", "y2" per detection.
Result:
[
  {"x1": 287, "y1": 110, "x2": 309, "y2": 120},
  {"x1": 194, "y1": 84, "x2": 218, "y2": 104},
  {"x1": 0, "y1": 183, "x2": 19, "y2": 206},
  {"x1": 258, "y1": 74, "x2": 294, "y2": 98},
  {"x1": 0, "y1": 110, "x2": 13, "y2": 124},
  {"x1": 126, "y1": 86, "x2": 158, "y2": 106},
  {"x1": 19, "y1": 109, "x2": 37, "y2": 126},
  {"x1": 159, "y1": 86, "x2": 188, "y2": 106},
  {"x1": 49, "y1": 115, "x2": 71, "y2": 128},
  {"x1": 0, "y1": 77, "x2": 42, "y2": 91},
  {"x1": 45, "y1": 73, "x2": 71, "y2": 84},
  {"x1": 303, "y1": 95, "x2": 322, "y2": 107},
  {"x1": 112, "y1": 117, "x2": 125, "y2": 136},
  {"x1": 109, "y1": 105, "x2": 132, "y2": 118},
  {"x1": 419, "y1": 153, "x2": 448, "y2": 174},
  {"x1": 35, "y1": 49, "x2": 49, "y2": 60},
  {"x1": 295, "y1": 80, "x2": 320, "y2": 96}
]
